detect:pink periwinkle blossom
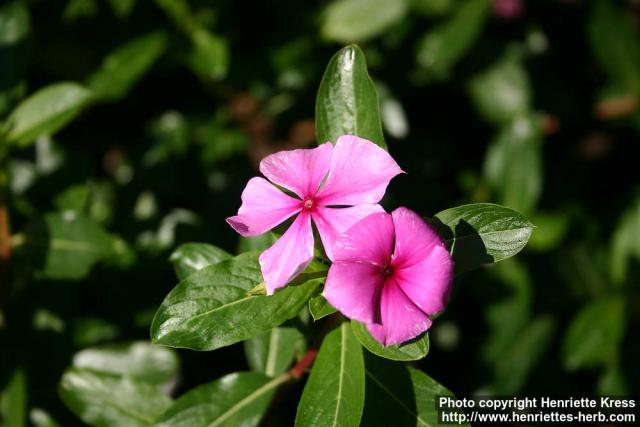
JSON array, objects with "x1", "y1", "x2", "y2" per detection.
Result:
[
  {"x1": 226, "y1": 135, "x2": 403, "y2": 295},
  {"x1": 323, "y1": 207, "x2": 454, "y2": 346}
]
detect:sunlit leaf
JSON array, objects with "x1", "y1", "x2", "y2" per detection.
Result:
[
  {"x1": 244, "y1": 327, "x2": 305, "y2": 377},
  {"x1": 295, "y1": 323, "x2": 365, "y2": 427},
  {"x1": 316, "y1": 45, "x2": 386, "y2": 149},
  {"x1": 351, "y1": 321, "x2": 429, "y2": 361},
  {"x1": 321, "y1": 0, "x2": 408, "y2": 43}
]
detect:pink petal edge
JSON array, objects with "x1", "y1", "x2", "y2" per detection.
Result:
[
  {"x1": 312, "y1": 204, "x2": 385, "y2": 260},
  {"x1": 226, "y1": 177, "x2": 301, "y2": 236},
  {"x1": 259, "y1": 211, "x2": 314, "y2": 295},
  {"x1": 317, "y1": 135, "x2": 403, "y2": 206},
  {"x1": 259, "y1": 143, "x2": 333, "y2": 199}
]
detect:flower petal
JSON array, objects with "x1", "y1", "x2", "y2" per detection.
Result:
[
  {"x1": 259, "y1": 211, "x2": 314, "y2": 295},
  {"x1": 330, "y1": 212, "x2": 394, "y2": 267},
  {"x1": 391, "y1": 207, "x2": 453, "y2": 314},
  {"x1": 366, "y1": 279, "x2": 433, "y2": 346},
  {"x1": 259, "y1": 143, "x2": 333, "y2": 199},
  {"x1": 316, "y1": 135, "x2": 403, "y2": 206},
  {"x1": 312, "y1": 204, "x2": 385, "y2": 260},
  {"x1": 226, "y1": 177, "x2": 301, "y2": 236},
  {"x1": 323, "y1": 262, "x2": 384, "y2": 324}
]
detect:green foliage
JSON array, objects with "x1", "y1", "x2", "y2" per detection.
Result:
[
  {"x1": 416, "y1": 0, "x2": 490, "y2": 80},
  {"x1": 151, "y1": 252, "x2": 322, "y2": 350},
  {"x1": 244, "y1": 327, "x2": 305, "y2": 377},
  {"x1": 4, "y1": 82, "x2": 92, "y2": 146},
  {"x1": 71, "y1": 341, "x2": 179, "y2": 385},
  {"x1": 295, "y1": 323, "x2": 365, "y2": 427},
  {"x1": 321, "y1": 0, "x2": 409, "y2": 43},
  {"x1": 87, "y1": 32, "x2": 168, "y2": 102},
  {"x1": 362, "y1": 355, "x2": 468, "y2": 427},
  {"x1": 308, "y1": 295, "x2": 337, "y2": 321},
  {"x1": 434, "y1": 203, "x2": 534, "y2": 273},
  {"x1": 351, "y1": 321, "x2": 429, "y2": 361},
  {"x1": 169, "y1": 242, "x2": 232, "y2": 280},
  {"x1": 2, "y1": 1, "x2": 637, "y2": 425},
  {"x1": 315, "y1": 45, "x2": 386, "y2": 148},
  {"x1": 0, "y1": 368, "x2": 27, "y2": 427},
  {"x1": 155, "y1": 372, "x2": 285, "y2": 427},
  {"x1": 58, "y1": 368, "x2": 172, "y2": 427},
  {"x1": 562, "y1": 297, "x2": 625, "y2": 371}
]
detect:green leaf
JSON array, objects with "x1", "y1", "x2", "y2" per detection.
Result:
[
  {"x1": 151, "y1": 252, "x2": 322, "y2": 351},
  {"x1": 169, "y1": 242, "x2": 232, "y2": 280},
  {"x1": 484, "y1": 114, "x2": 543, "y2": 213},
  {"x1": 588, "y1": 0, "x2": 640, "y2": 94},
  {"x1": 29, "y1": 408, "x2": 62, "y2": 427},
  {"x1": 610, "y1": 195, "x2": 640, "y2": 284},
  {"x1": 362, "y1": 355, "x2": 467, "y2": 427},
  {"x1": 5, "y1": 82, "x2": 92, "y2": 146},
  {"x1": 87, "y1": 32, "x2": 167, "y2": 102},
  {"x1": 59, "y1": 368, "x2": 172, "y2": 427},
  {"x1": 295, "y1": 323, "x2": 365, "y2": 427},
  {"x1": 351, "y1": 321, "x2": 429, "y2": 361},
  {"x1": 244, "y1": 327, "x2": 305, "y2": 377},
  {"x1": 469, "y1": 54, "x2": 531, "y2": 125},
  {"x1": 155, "y1": 372, "x2": 287, "y2": 427},
  {"x1": 188, "y1": 29, "x2": 229, "y2": 81},
  {"x1": 433, "y1": 203, "x2": 534, "y2": 273},
  {"x1": 316, "y1": 45, "x2": 386, "y2": 149},
  {"x1": 0, "y1": 368, "x2": 27, "y2": 427},
  {"x1": 72, "y1": 341, "x2": 179, "y2": 385},
  {"x1": 23, "y1": 212, "x2": 128, "y2": 280},
  {"x1": 562, "y1": 297, "x2": 625, "y2": 371},
  {"x1": 489, "y1": 315, "x2": 554, "y2": 394},
  {"x1": 321, "y1": 0, "x2": 408, "y2": 43},
  {"x1": 527, "y1": 211, "x2": 569, "y2": 252},
  {"x1": 0, "y1": 1, "x2": 30, "y2": 46},
  {"x1": 416, "y1": 0, "x2": 490, "y2": 80},
  {"x1": 308, "y1": 295, "x2": 337, "y2": 321}
]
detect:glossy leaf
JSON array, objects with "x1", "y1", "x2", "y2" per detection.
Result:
[
  {"x1": 362, "y1": 355, "x2": 467, "y2": 427},
  {"x1": 321, "y1": 0, "x2": 408, "y2": 43},
  {"x1": 72, "y1": 341, "x2": 179, "y2": 385},
  {"x1": 433, "y1": 203, "x2": 534, "y2": 273},
  {"x1": 0, "y1": 368, "x2": 26, "y2": 427},
  {"x1": 169, "y1": 242, "x2": 232, "y2": 280},
  {"x1": 562, "y1": 297, "x2": 625, "y2": 371},
  {"x1": 315, "y1": 45, "x2": 386, "y2": 149},
  {"x1": 59, "y1": 368, "x2": 172, "y2": 427},
  {"x1": 5, "y1": 82, "x2": 92, "y2": 146},
  {"x1": 484, "y1": 114, "x2": 543, "y2": 213},
  {"x1": 151, "y1": 252, "x2": 322, "y2": 350},
  {"x1": 244, "y1": 327, "x2": 305, "y2": 377},
  {"x1": 308, "y1": 295, "x2": 337, "y2": 321},
  {"x1": 416, "y1": 0, "x2": 490, "y2": 80},
  {"x1": 295, "y1": 323, "x2": 365, "y2": 427},
  {"x1": 29, "y1": 408, "x2": 62, "y2": 427},
  {"x1": 87, "y1": 32, "x2": 167, "y2": 101},
  {"x1": 469, "y1": 54, "x2": 531, "y2": 125},
  {"x1": 351, "y1": 321, "x2": 429, "y2": 361},
  {"x1": 155, "y1": 372, "x2": 286, "y2": 427}
]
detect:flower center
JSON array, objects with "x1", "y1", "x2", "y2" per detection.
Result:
[
  {"x1": 303, "y1": 198, "x2": 314, "y2": 210},
  {"x1": 383, "y1": 266, "x2": 394, "y2": 277}
]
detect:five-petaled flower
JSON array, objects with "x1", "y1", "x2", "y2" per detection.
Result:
[
  {"x1": 323, "y1": 208, "x2": 453, "y2": 346},
  {"x1": 226, "y1": 135, "x2": 403, "y2": 295}
]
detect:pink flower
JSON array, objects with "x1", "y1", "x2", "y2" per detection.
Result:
[
  {"x1": 323, "y1": 207, "x2": 453, "y2": 346},
  {"x1": 227, "y1": 135, "x2": 403, "y2": 294}
]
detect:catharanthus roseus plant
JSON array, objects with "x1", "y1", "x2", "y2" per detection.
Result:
[{"x1": 144, "y1": 45, "x2": 534, "y2": 427}]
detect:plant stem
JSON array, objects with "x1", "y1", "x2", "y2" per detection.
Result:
[
  {"x1": 288, "y1": 348, "x2": 318, "y2": 380},
  {"x1": 0, "y1": 154, "x2": 10, "y2": 310}
]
